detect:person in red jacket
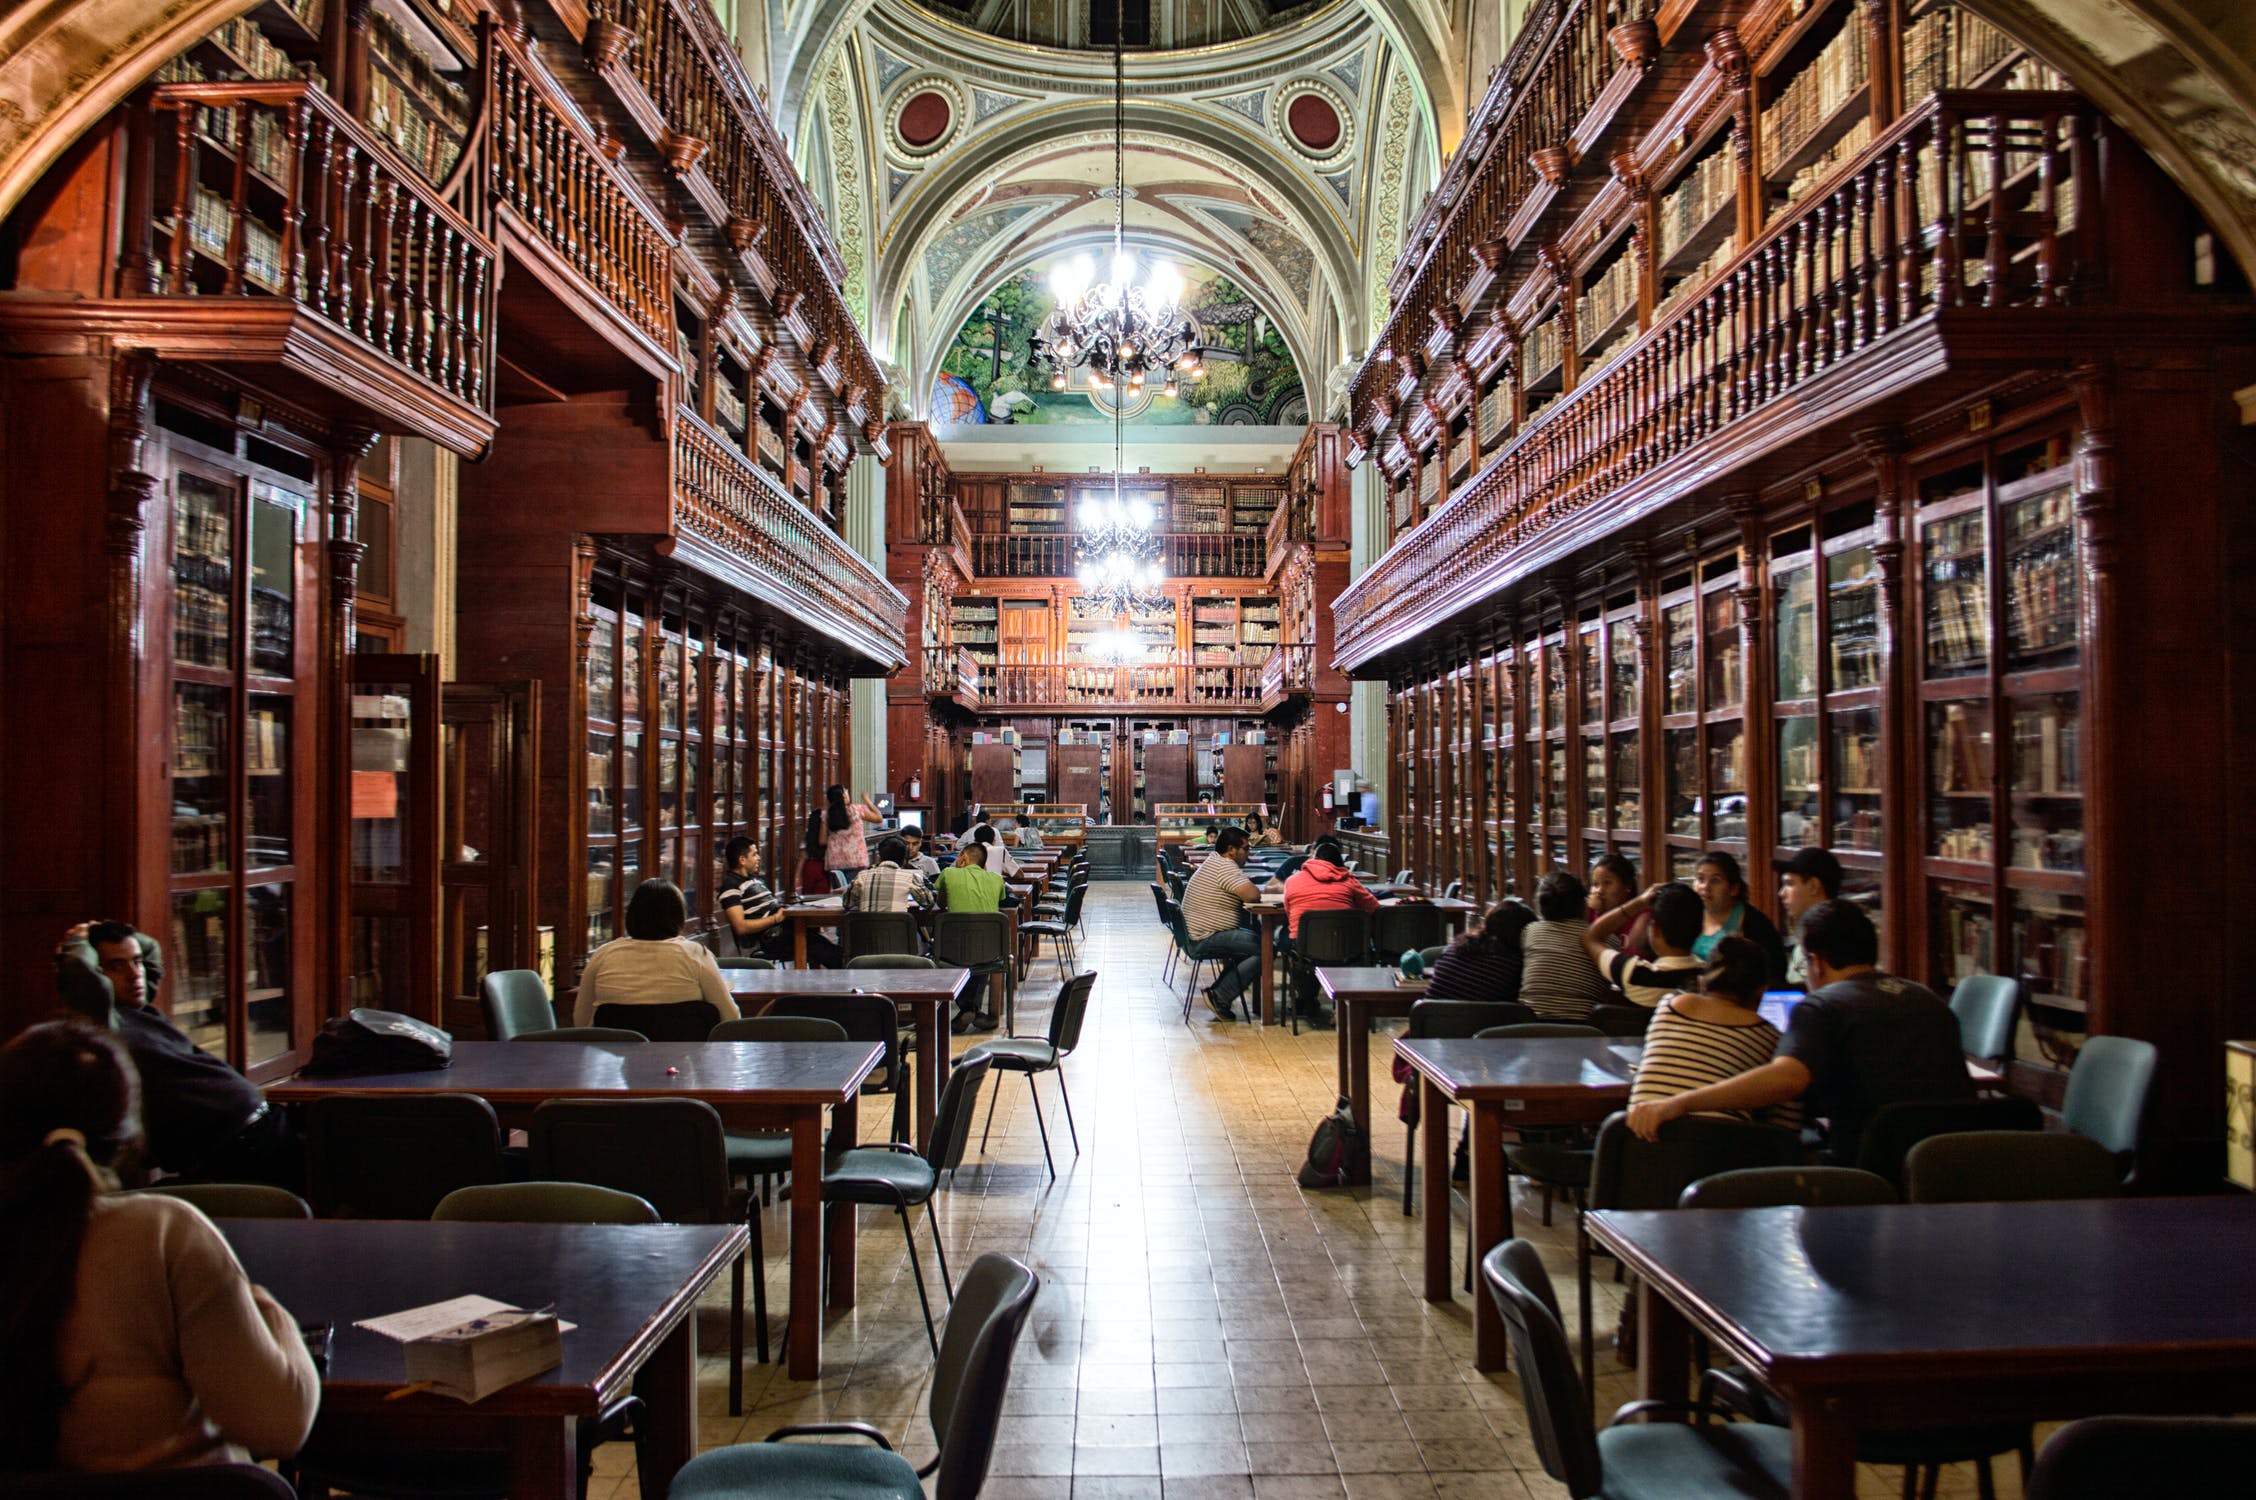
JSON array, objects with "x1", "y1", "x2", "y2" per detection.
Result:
[{"x1": 1280, "y1": 837, "x2": 1379, "y2": 1027}]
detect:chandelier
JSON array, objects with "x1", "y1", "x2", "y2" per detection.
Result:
[
  {"x1": 1074, "y1": 491, "x2": 1166, "y2": 616},
  {"x1": 1030, "y1": 0, "x2": 1201, "y2": 396}
]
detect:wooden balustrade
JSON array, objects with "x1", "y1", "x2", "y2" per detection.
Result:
[
  {"x1": 673, "y1": 415, "x2": 907, "y2": 663},
  {"x1": 483, "y1": 26, "x2": 671, "y2": 344},
  {"x1": 967, "y1": 531, "x2": 1269, "y2": 579},
  {"x1": 141, "y1": 80, "x2": 495, "y2": 408},
  {"x1": 1336, "y1": 91, "x2": 2100, "y2": 668},
  {"x1": 979, "y1": 661, "x2": 1265, "y2": 710},
  {"x1": 1259, "y1": 643, "x2": 1314, "y2": 707},
  {"x1": 921, "y1": 645, "x2": 982, "y2": 698}
]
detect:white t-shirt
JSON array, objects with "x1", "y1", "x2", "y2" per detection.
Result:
[{"x1": 573, "y1": 936, "x2": 741, "y2": 1027}]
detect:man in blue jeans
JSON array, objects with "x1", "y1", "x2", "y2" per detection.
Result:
[{"x1": 1181, "y1": 825, "x2": 1263, "y2": 1021}]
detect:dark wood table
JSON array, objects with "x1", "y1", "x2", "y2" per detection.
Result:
[
  {"x1": 1249, "y1": 898, "x2": 1474, "y2": 1024},
  {"x1": 222, "y1": 1218, "x2": 742, "y2": 1500},
  {"x1": 782, "y1": 897, "x2": 847, "y2": 968},
  {"x1": 728, "y1": 966, "x2": 971, "y2": 1151},
  {"x1": 1587, "y1": 1197, "x2": 2256, "y2": 1500},
  {"x1": 1392, "y1": 1034, "x2": 1637, "y2": 1370},
  {"x1": 1317, "y1": 966, "x2": 1427, "y2": 1183},
  {"x1": 266, "y1": 1039, "x2": 881, "y2": 1380}
]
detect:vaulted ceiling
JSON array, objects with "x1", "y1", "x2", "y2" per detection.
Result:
[{"x1": 790, "y1": 0, "x2": 1436, "y2": 419}]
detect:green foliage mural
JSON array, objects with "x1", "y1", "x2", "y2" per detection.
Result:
[{"x1": 932, "y1": 264, "x2": 1306, "y2": 426}]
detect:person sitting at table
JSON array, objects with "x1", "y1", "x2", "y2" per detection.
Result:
[
  {"x1": 1279, "y1": 837, "x2": 1379, "y2": 1028},
  {"x1": 1183, "y1": 825, "x2": 1264, "y2": 1022},
  {"x1": 970, "y1": 823, "x2": 1021, "y2": 879},
  {"x1": 1626, "y1": 901, "x2": 1968, "y2": 1161},
  {"x1": 846, "y1": 837, "x2": 932, "y2": 914},
  {"x1": 1691, "y1": 851, "x2": 1788, "y2": 984},
  {"x1": 1015, "y1": 819, "x2": 1045, "y2": 850},
  {"x1": 934, "y1": 841, "x2": 1006, "y2": 913},
  {"x1": 573, "y1": 880, "x2": 740, "y2": 1027},
  {"x1": 719, "y1": 837, "x2": 838, "y2": 969},
  {"x1": 1580, "y1": 882, "x2": 1706, "y2": 1008},
  {"x1": 1245, "y1": 811, "x2": 1284, "y2": 848},
  {"x1": 1775, "y1": 846, "x2": 1844, "y2": 988},
  {"x1": 1517, "y1": 872, "x2": 1611, "y2": 1021},
  {"x1": 52, "y1": 921, "x2": 301, "y2": 1190},
  {"x1": 898, "y1": 824, "x2": 943, "y2": 881},
  {"x1": 1587, "y1": 852, "x2": 1650, "y2": 956},
  {"x1": 1631, "y1": 936, "x2": 1800, "y2": 1126},
  {"x1": 0, "y1": 1020, "x2": 321, "y2": 1472},
  {"x1": 1425, "y1": 898, "x2": 1536, "y2": 1002},
  {"x1": 798, "y1": 823, "x2": 834, "y2": 898}
]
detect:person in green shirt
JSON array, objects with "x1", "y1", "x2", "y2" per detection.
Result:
[{"x1": 934, "y1": 841, "x2": 1007, "y2": 913}]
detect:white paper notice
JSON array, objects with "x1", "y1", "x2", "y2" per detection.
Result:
[{"x1": 357, "y1": 1296, "x2": 576, "y2": 1341}]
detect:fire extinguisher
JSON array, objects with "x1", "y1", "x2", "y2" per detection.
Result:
[{"x1": 906, "y1": 774, "x2": 923, "y2": 801}]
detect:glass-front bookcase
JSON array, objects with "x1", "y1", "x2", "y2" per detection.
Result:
[
  {"x1": 165, "y1": 448, "x2": 316, "y2": 1077},
  {"x1": 1660, "y1": 551, "x2": 1746, "y2": 881},
  {"x1": 1915, "y1": 427, "x2": 2085, "y2": 1066},
  {"x1": 1479, "y1": 643, "x2": 1517, "y2": 902}
]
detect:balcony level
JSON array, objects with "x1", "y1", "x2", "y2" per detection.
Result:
[{"x1": 922, "y1": 649, "x2": 1266, "y2": 713}]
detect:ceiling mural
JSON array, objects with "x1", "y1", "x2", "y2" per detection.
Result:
[
  {"x1": 932, "y1": 261, "x2": 1308, "y2": 426},
  {"x1": 917, "y1": 0, "x2": 1294, "y2": 52},
  {"x1": 790, "y1": 0, "x2": 1438, "y2": 418}
]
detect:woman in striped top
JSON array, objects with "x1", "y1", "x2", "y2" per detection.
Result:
[
  {"x1": 1630, "y1": 935, "x2": 1801, "y2": 1128},
  {"x1": 1424, "y1": 899, "x2": 1535, "y2": 1002}
]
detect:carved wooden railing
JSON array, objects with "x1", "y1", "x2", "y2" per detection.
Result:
[
  {"x1": 921, "y1": 645, "x2": 981, "y2": 698},
  {"x1": 600, "y1": 0, "x2": 883, "y2": 406},
  {"x1": 481, "y1": 25, "x2": 671, "y2": 345},
  {"x1": 1354, "y1": 0, "x2": 1639, "y2": 433},
  {"x1": 1260, "y1": 644, "x2": 1315, "y2": 706},
  {"x1": 674, "y1": 416, "x2": 907, "y2": 662},
  {"x1": 981, "y1": 661, "x2": 1265, "y2": 709},
  {"x1": 969, "y1": 531, "x2": 1269, "y2": 579},
  {"x1": 1337, "y1": 92, "x2": 2100, "y2": 667},
  {"x1": 139, "y1": 80, "x2": 495, "y2": 408}
]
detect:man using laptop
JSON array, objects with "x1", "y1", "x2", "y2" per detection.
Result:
[{"x1": 1625, "y1": 900, "x2": 1968, "y2": 1163}]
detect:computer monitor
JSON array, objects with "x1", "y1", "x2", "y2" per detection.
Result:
[
  {"x1": 1756, "y1": 991, "x2": 1802, "y2": 1032},
  {"x1": 896, "y1": 808, "x2": 923, "y2": 832}
]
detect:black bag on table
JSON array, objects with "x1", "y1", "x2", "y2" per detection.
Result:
[
  {"x1": 1297, "y1": 1095, "x2": 1365, "y2": 1189},
  {"x1": 302, "y1": 1008, "x2": 453, "y2": 1076}
]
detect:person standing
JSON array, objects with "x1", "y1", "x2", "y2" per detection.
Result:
[
  {"x1": 1182, "y1": 825, "x2": 1264, "y2": 1022},
  {"x1": 1775, "y1": 847, "x2": 1845, "y2": 988},
  {"x1": 822, "y1": 784, "x2": 884, "y2": 882}
]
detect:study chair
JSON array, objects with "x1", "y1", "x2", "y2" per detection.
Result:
[
  {"x1": 478, "y1": 968, "x2": 558, "y2": 1040},
  {"x1": 967, "y1": 968, "x2": 1095, "y2": 1178}
]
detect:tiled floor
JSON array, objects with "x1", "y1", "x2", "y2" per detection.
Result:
[{"x1": 594, "y1": 883, "x2": 2027, "y2": 1499}]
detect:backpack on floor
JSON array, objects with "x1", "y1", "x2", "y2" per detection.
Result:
[{"x1": 1297, "y1": 1096, "x2": 1364, "y2": 1190}]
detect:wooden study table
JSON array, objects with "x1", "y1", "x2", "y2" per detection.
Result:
[
  {"x1": 1392, "y1": 1035, "x2": 1637, "y2": 1370},
  {"x1": 266, "y1": 1039, "x2": 880, "y2": 1380},
  {"x1": 223, "y1": 1218, "x2": 742, "y2": 1500},
  {"x1": 1587, "y1": 1197, "x2": 2256, "y2": 1500},
  {"x1": 1316, "y1": 966, "x2": 1426, "y2": 1183},
  {"x1": 1246, "y1": 897, "x2": 1474, "y2": 1024},
  {"x1": 727, "y1": 966, "x2": 971, "y2": 1150}
]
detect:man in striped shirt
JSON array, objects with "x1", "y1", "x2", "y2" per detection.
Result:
[
  {"x1": 1517, "y1": 872, "x2": 1610, "y2": 1020},
  {"x1": 1580, "y1": 881, "x2": 1705, "y2": 1007},
  {"x1": 1181, "y1": 826, "x2": 1263, "y2": 1021}
]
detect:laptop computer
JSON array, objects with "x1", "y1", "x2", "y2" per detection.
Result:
[{"x1": 1757, "y1": 990, "x2": 1803, "y2": 1032}]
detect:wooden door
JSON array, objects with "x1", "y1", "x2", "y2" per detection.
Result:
[
  {"x1": 440, "y1": 680, "x2": 538, "y2": 1033},
  {"x1": 347, "y1": 655, "x2": 441, "y2": 1022},
  {"x1": 970, "y1": 742, "x2": 1017, "y2": 806},
  {"x1": 1222, "y1": 743, "x2": 1267, "y2": 807},
  {"x1": 1057, "y1": 745, "x2": 1103, "y2": 812},
  {"x1": 1145, "y1": 744, "x2": 1191, "y2": 805}
]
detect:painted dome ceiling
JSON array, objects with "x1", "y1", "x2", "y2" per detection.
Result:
[{"x1": 914, "y1": 0, "x2": 1320, "y2": 52}]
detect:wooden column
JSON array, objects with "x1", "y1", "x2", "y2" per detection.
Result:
[
  {"x1": 105, "y1": 354, "x2": 161, "y2": 934},
  {"x1": 1730, "y1": 494, "x2": 1769, "y2": 906},
  {"x1": 326, "y1": 426, "x2": 379, "y2": 1018},
  {"x1": 1858, "y1": 426, "x2": 1911, "y2": 973}
]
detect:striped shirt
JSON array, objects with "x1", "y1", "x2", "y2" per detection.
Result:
[
  {"x1": 845, "y1": 861, "x2": 929, "y2": 913},
  {"x1": 1517, "y1": 920, "x2": 1610, "y2": 1020},
  {"x1": 1631, "y1": 997, "x2": 1800, "y2": 1127},
  {"x1": 1597, "y1": 947, "x2": 1706, "y2": 1008},
  {"x1": 1424, "y1": 936, "x2": 1523, "y2": 1003},
  {"x1": 1181, "y1": 851, "x2": 1255, "y2": 942}
]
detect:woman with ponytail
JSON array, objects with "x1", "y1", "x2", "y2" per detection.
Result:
[
  {"x1": 822, "y1": 784, "x2": 883, "y2": 882},
  {"x1": 0, "y1": 1022, "x2": 318, "y2": 1473}
]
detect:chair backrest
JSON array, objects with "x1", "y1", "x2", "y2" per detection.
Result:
[
  {"x1": 1148, "y1": 883, "x2": 1172, "y2": 924},
  {"x1": 139, "y1": 1182, "x2": 312, "y2": 1219},
  {"x1": 932, "y1": 911, "x2": 1010, "y2": 968},
  {"x1": 514, "y1": 1026, "x2": 647, "y2": 1043},
  {"x1": 764, "y1": 994, "x2": 903, "y2": 1087},
  {"x1": 2060, "y1": 1035, "x2": 2158, "y2": 1163},
  {"x1": 1588, "y1": 1112, "x2": 1807, "y2": 1213},
  {"x1": 715, "y1": 956, "x2": 776, "y2": 971},
  {"x1": 831, "y1": 868, "x2": 851, "y2": 891},
  {"x1": 1373, "y1": 904, "x2": 1450, "y2": 956},
  {"x1": 1408, "y1": 999, "x2": 1540, "y2": 1039},
  {"x1": 709, "y1": 1016, "x2": 851, "y2": 1044},
  {"x1": 847, "y1": 953, "x2": 935, "y2": 969},
  {"x1": 1904, "y1": 1129, "x2": 2123, "y2": 1204},
  {"x1": 1165, "y1": 907, "x2": 1197, "y2": 958},
  {"x1": 305, "y1": 1093, "x2": 504, "y2": 1219},
  {"x1": 1678, "y1": 1166, "x2": 1898, "y2": 1209},
  {"x1": 929, "y1": 1253, "x2": 1042, "y2": 1500},
  {"x1": 1058, "y1": 883, "x2": 1088, "y2": 925},
  {"x1": 528, "y1": 1098, "x2": 730, "y2": 1223},
  {"x1": 1947, "y1": 973, "x2": 2021, "y2": 1069},
  {"x1": 1478, "y1": 1240, "x2": 1603, "y2": 1496},
  {"x1": 1855, "y1": 1095, "x2": 2043, "y2": 1187},
  {"x1": 1442, "y1": 880, "x2": 1464, "y2": 901},
  {"x1": 843, "y1": 910, "x2": 922, "y2": 961},
  {"x1": 432, "y1": 1181, "x2": 661, "y2": 1224},
  {"x1": 1296, "y1": 909, "x2": 1372, "y2": 966},
  {"x1": 1393, "y1": 868, "x2": 1414, "y2": 885},
  {"x1": 1273, "y1": 854, "x2": 1308, "y2": 882},
  {"x1": 2027, "y1": 1416, "x2": 2256, "y2": 1500},
  {"x1": 1589, "y1": 1002, "x2": 1653, "y2": 1038},
  {"x1": 480, "y1": 968, "x2": 558, "y2": 1040},
  {"x1": 924, "y1": 1052, "x2": 994, "y2": 1168},
  {"x1": 1048, "y1": 970, "x2": 1097, "y2": 1053},
  {"x1": 1475, "y1": 1023, "x2": 1605, "y2": 1040},
  {"x1": 592, "y1": 1000, "x2": 720, "y2": 1043},
  {"x1": 1418, "y1": 944, "x2": 1450, "y2": 966},
  {"x1": 0, "y1": 1466, "x2": 298, "y2": 1497}
]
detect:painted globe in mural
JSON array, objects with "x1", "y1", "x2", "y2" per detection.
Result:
[{"x1": 930, "y1": 373, "x2": 987, "y2": 423}]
